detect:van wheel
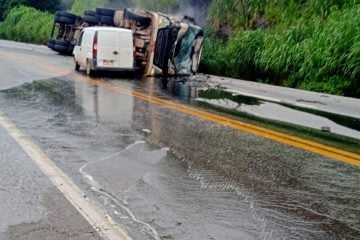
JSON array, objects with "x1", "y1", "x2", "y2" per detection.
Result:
[
  {"x1": 74, "y1": 59, "x2": 80, "y2": 71},
  {"x1": 86, "y1": 60, "x2": 94, "y2": 76}
]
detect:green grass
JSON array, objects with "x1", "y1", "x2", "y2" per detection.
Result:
[
  {"x1": 70, "y1": 0, "x2": 105, "y2": 15},
  {"x1": 0, "y1": 6, "x2": 53, "y2": 44},
  {"x1": 201, "y1": 1, "x2": 360, "y2": 98}
]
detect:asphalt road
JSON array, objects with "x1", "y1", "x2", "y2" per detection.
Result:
[{"x1": 0, "y1": 40, "x2": 359, "y2": 240}]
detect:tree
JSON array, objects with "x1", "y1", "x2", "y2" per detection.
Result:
[
  {"x1": 26, "y1": 0, "x2": 61, "y2": 12},
  {"x1": 0, "y1": 0, "x2": 60, "y2": 21}
]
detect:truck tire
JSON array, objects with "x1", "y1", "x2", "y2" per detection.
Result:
[
  {"x1": 84, "y1": 10, "x2": 96, "y2": 17},
  {"x1": 47, "y1": 42, "x2": 55, "y2": 49},
  {"x1": 53, "y1": 44, "x2": 68, "y2": 53},
  {"x1": 57, "y1": 16, "x2": 75, "y2": 25},
  {"x1": 55, "y1": 11, "x2": 62, "y2": 17},
  {"x1": 61, "y1": 11, "x2": 77, "y2": 21},
  {"x1": 96, "y1": 8, "x2": 115, "y2": 17},
  {"x1": 54, "y1": 15, "x2": 61, "y2": 23},
  {"x1": 96, "y1": 15, "x2": 114, "y2": 26},
  {"x1": 47, "y1": 39, "x2": 56, "y2": 49},
  {"x1": 54, "y1": 40, "x2": 70, "y2": 47},
  {"x1": 83, "y1": 15, "x2": 98, "y2": 25}
]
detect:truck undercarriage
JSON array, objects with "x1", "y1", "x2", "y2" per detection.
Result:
[{"x1": 48, "y1": 8, "x2": 204, "y2": 76}]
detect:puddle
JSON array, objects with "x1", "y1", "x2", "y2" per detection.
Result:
[{"x1": 196, "y1": 89, "x2": 360, "y2": 141}]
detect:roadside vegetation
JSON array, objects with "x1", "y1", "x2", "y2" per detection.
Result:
[
  {"x1": 70, "y1": 0, "x2": 192, "y2": 13},
  {"x1": 71, "y1": 0, "x2": 104, "y2": 15},
  {"x1": 202, "y1": 0, "x2": 360, "y2": 97},
  {"x1": 0, "y1": 0, "x2": 359, "y2": 97},
  {"x1": 0, "y1": 0, "x2": 60, "y2": 20},
  {"x1": 0, "y1": 6, "x2": 53, "y2": 44}
]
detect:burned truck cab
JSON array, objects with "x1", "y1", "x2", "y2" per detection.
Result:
[{"x1": 113, "y1": 8, "x2": 204, "y2": 76}]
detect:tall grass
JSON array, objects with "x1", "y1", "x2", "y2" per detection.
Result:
[
  {"x1": 202, "y1": 1, "x2": 360, "y2": 97},
  {"x1": 70, "y1": 0, "x2": 105, "y2": 14},
  {"x1": 0, "y1": 6, "x2": 53, "y2": 44}
]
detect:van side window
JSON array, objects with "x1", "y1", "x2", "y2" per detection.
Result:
[{"x1": 78, "y1": 32, "x2": 84, "y2": 46}]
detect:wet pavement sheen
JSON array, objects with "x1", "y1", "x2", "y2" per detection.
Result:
[{"x1": 0, "y1": 75, "x2": 359, "y2": 240}]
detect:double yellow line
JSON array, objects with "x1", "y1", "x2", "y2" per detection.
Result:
[{"x1": 1, "y1": 49, "x2": 360, "y2": 167}]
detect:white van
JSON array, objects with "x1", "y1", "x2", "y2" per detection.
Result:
[{"x1": 73, "y1": 27, "x2": 134, "y2": 75}]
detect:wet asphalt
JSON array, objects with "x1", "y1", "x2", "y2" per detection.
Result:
[{"x1": 0, "y1": 41, "x2": 359, "y2": 240}]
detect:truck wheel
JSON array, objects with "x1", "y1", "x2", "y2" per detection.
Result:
[
  {"x1": 47, "y1": 39, "x2": 56, "y2": 47},
  {"x1": 47, "y1": 39, "x2": 56, "y2": 49},
  {"x1": 47, "y1": 42, "x2": 55, "y2": 49},
  {"x1": 96, "y1": 8, "x2": 115, "y2": 17},
  {"x1": 74, "y1": 58, "x2": 80, "y2": 71},
  {"x1": 86, "y1": 60, "x2": 94, "y2": 76},
  {"x1": 54, "y1": 40, "x2": 70, "y2": 47},
  {"x1": 97, "y1": 15, "x2": 114, "y2": 26},
  {"x1": 55, "y1": 11, "x2": 62, "y2": 17},
  {"x1": 57, "y1": 16, "x2": 75, "y2": 25},
  {"x1": 61, "y1": 11, "x2": 77, "y2": 21},
  {"x1": 83, "y1": 15, "x2": 98, "y2": 25},
  {"x1": 84, "y1": 10, "x2": 96, "y2": 17},
  {"x1": 54, "y1": 15, "x2": 61, "y2": 23},
  {"x1": 53, "y1": 44, "x2": 68, "y2": 53}
]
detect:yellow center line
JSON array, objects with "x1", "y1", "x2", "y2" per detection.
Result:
[{"x1": 1, "y1": 49, "x2": 359, "y2": 167}]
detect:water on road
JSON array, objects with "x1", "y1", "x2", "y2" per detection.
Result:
[{"x1": 0, "y1": 75, "x2": 359, "y2": 240}]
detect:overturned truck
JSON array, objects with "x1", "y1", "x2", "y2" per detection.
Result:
[{"x1": 48, "y1": 8, "x2": 204, "y2": 76}]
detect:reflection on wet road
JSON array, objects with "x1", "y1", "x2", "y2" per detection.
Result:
[
  {"x1": 0, "y1": 75, "x2": 359, "y2": 239},
  {"x1": 196, "y1": 88, "x2": 360, "y2": 140}
]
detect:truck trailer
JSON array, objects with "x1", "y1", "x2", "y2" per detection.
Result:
[{"x1": 48, "y1": 8, "x2": 204, "y2": 76}]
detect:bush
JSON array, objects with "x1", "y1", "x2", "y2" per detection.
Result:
[
  {"x1": 198, "y1": 35, "x2": 227, "y2": 75},
  {"x1": 0, "y1": 0, "x2": 60, "y2": 20},
  {"x1": 0, "y1": 6, "x2": 53, "y2": 44}
]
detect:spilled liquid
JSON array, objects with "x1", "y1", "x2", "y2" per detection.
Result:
[{"x1": 0, "y1": 77, "x2": 359, "y2": 239}]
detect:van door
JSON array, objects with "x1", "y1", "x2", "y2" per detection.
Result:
[{"x1": 97, "y1": 30, "x2": 133, "y2": 69}]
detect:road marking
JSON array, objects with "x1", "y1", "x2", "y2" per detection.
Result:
[
  {"x1": 0, "y1": 112, "x2": 133, "y2": 240},
  {"x1": 0, "y1": 49, "x2": 359, "y2": 167}
]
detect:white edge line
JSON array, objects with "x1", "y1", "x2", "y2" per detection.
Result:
[{"x1": 0, "y1": 112, "x2": 132, "y2": 240}]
